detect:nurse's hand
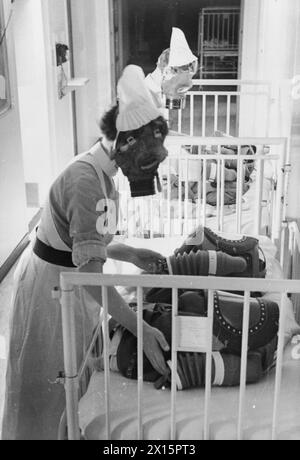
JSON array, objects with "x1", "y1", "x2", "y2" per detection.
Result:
[
  {"x1": 132, "y1": 248, "x2": 165, "y2": 273},
  {"x1": 143, "y1": 323, "x2": 170, "y2": 376}
]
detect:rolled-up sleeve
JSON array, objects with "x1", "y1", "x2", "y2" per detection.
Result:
[{"x1": 65, "y1": 165, "x2": 113, "y2": 268}]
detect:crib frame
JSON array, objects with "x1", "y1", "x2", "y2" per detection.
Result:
[
  {"x1": 57, "y1": 236, "x2": 300, "y2": 441},
  {"x1": 116, "y1": 136, "x2": 289, "y2": 246},
  {"x1": 197, "y1": 7, "x2": 241, "y2": 80},
  {"x1": 168, "y1": 79, "x2": 274, "y2": 137}
]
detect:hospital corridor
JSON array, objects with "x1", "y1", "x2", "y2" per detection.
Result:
[{"x1": 1, "y1": 0, "x2": 300, "y2": 442}]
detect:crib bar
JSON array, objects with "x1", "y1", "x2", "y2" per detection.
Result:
[
  {"x1": 178, "y1": 153, "x2": 183, "y2": 234},
  {"x1": 140, "y1": 199, "x2": 145, "y2": 237},
  {"x1": 226, "y1": 95, "x2": 231, "y2": 135},
  {"x1": 60, "y1": 281, "x2": 80, "y2": 440},
  {"x1": 166, "y1": 136, "x2": 286, "y2": 147},
  {"x1": 61, "y1": 273, "x2": 300, "y2": 293},
  {"x1": 271, "y1": 293, "x2": 287, "y2": 440},
  {"x1": 237, "y1": 292, "x2": 251, "y2": 440},
  {"x1": 220, "y1": 158, "x2": 225, "y2": 231},
  {"x1": 254, "y1": 158, "x2": 263, "y2": 235},
  {"x1": 216, "y1": 146, "x2": 221, "y2": 232},
  {"x1": 167, "y1": 156, "x2": 171, "y2": 236},
  {"x1": 273, "y1": 145, "x2": 286, "y2": 240},
  {"x1": 217, "y1": 13, "x2": 221, "y2": 44},
  {"x1": 101, "y1": 286, "x2": 111, "y2": 440},
  {"x1": 193, "y1": 79, "x2": 273, "y2": 86},
  {"x1": 280, "y1": 222, "x2": 288, "y2": 269},
  {"x1": 178, "y1": 109, "x2": 182, "y2": 134},
  {"x1": 197, "y1": 156, "x2": 202, "y2": 228},
  {"x1": 78, "y1": 315, "x2": 103, "y2": 381},
  {"x1": 167, "y1": 153, "x2": 280, "y2": 162},
  {"x1": 236, "y1": 148, "x2": 243, "y2": 234},
  {"x1": 190, "y1": 95, "x2": 194, "y2": 136},
  {"x1": 188, "y1": 90, "x2": 268, "y2": 97},
  {"x1": 202, "y1": 159, "x2": 207, "y2": 228},
  {"x1": 203, "y1": 290, "x2": 214, "y2": 440},
  {"x1": 137, "y1": 286, "x2": 144, "y2": 440},
  {"x1": 171, "y1": 288, "x2": 179, "y2": 440},
  {"x1": 184, "y1": 158, "x2": 189, "y2": 235},
  {"x1": 285, "y1": 222, "x2": 295, "y2": 278},
  {"x1": 151, "y1": 198, "x2": 156, "y2": 238},
  {"x1": 214, "y1": 96, "x2": 219, "y2": 132},
  {"x1": 231, "y1": 13, "x2": 235, "y2": 48},
  {"x1": 202, "y1": 95, "x2": 207, "y2": 136}
]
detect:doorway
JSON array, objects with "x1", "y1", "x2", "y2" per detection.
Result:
[{"x1": 114, "y1": 0, "x2": 242, "y2": 79}]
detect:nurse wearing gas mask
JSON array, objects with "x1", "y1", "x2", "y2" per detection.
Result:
[
  {"x1": 2, "y1": 65, "x2": 170, "y2": 440},
  {"x1": 145, "y1": 27, "x2": 198, "y2": 111}
]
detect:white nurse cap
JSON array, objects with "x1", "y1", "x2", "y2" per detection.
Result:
[
  {"x1": 116, "y1": 65, "x2": 162, "y2": 132},
  {"x1": 168, "y1": 27, "x2": 198, "y2": 67}
]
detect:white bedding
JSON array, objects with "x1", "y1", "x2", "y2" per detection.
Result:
[{"x1": 79, "y1": 342, "x2": 300, "y2": 440}]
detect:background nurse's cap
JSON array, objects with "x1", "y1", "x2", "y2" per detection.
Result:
[
  {"x1": 168, "y1": 27, "x2": 198, "y2": 67},
  {"x1": 116, "y1": 65, "x2": 162, "y2": 132}
]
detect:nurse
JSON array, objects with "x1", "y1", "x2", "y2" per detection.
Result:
[{"x1": 1, "y1": 66, "x2": 170, "y2": 440}]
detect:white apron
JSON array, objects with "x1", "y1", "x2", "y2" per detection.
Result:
[{"x1": 1, "y1": 144, "x2": 118, "y2": 440}]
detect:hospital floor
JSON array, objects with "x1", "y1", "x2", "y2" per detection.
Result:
[{"x1": 0, "y1": 262, "x2": 18, "y2": 438}]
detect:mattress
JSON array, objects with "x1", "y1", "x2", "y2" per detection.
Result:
[{"x1": 79, "y1": 342, "x2": 300, "y2": 440}]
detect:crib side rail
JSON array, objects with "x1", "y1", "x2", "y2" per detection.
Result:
[
  {"x1": 116, "y1": 136, "x2": 289, "y2": 244},
  {"x1": 58, "y1": 272, "x2": 300, "y2": 441},
  {"x1": 282, "y1": 220, "x2": 300, "y2": 324},
  {"x1": 168, "y1": 79, "x2": 274, "y2": 137}
]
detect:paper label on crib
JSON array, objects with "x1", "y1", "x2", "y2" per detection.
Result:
[
  {"x1": 176, "y1": 316, "x2": 210, "y2": 352},
  {"x1": 0, "y1": 75, "x2": 6, "y2": 100}
]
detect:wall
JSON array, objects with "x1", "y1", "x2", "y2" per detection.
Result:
[
  {"x1": 13, "y1": 0, "x2": 53, "y2": 204},
  {"x1": 0, "y1": 0, "x2": 27, "y2": 266},
  {"x1": 240, "y1": 0, "x2": 300, "y2": 217},
  {"x1": 41, "y1": 0, "x2": 74, "y2": 175},
  {"x1": 70, "y1": 0, "x2": 114, "y2": 152},
  {"x1": 287, "y1": 1, "x2": 300, "y2": 219}
]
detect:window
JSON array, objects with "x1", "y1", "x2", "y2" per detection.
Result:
[{"x1": 0, "y1": 0, "x2": 11, "y2": 116}]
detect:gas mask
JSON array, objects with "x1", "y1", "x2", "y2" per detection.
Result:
[
  {"x1": 114, "y1": 116, "x2": 168, "y2": 197},
  {"x1": 161, "y1": 60, "x2": 198, "y2": 110},
  {"x1": 145, "y1": 28, "x2": 198, "y2": 110}
]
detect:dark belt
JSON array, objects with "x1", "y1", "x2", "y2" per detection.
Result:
[{"x1": 33, "y1": 235, "x2": 75, "y2": 268}]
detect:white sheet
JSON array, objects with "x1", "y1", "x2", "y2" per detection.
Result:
[{"x1": 79, "y1": 342, "x2": 300, "y2": 440}]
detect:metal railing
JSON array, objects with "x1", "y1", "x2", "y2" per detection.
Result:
[
  {"x1": 116, "y1": 137, "x2": 289, "y2": 243},
  {"x1": 168, "y1": 79, "x2": 274, "y2": 137},
  {"x1": 58, "y1": 271, "x2": 300, "y2": 441}
]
